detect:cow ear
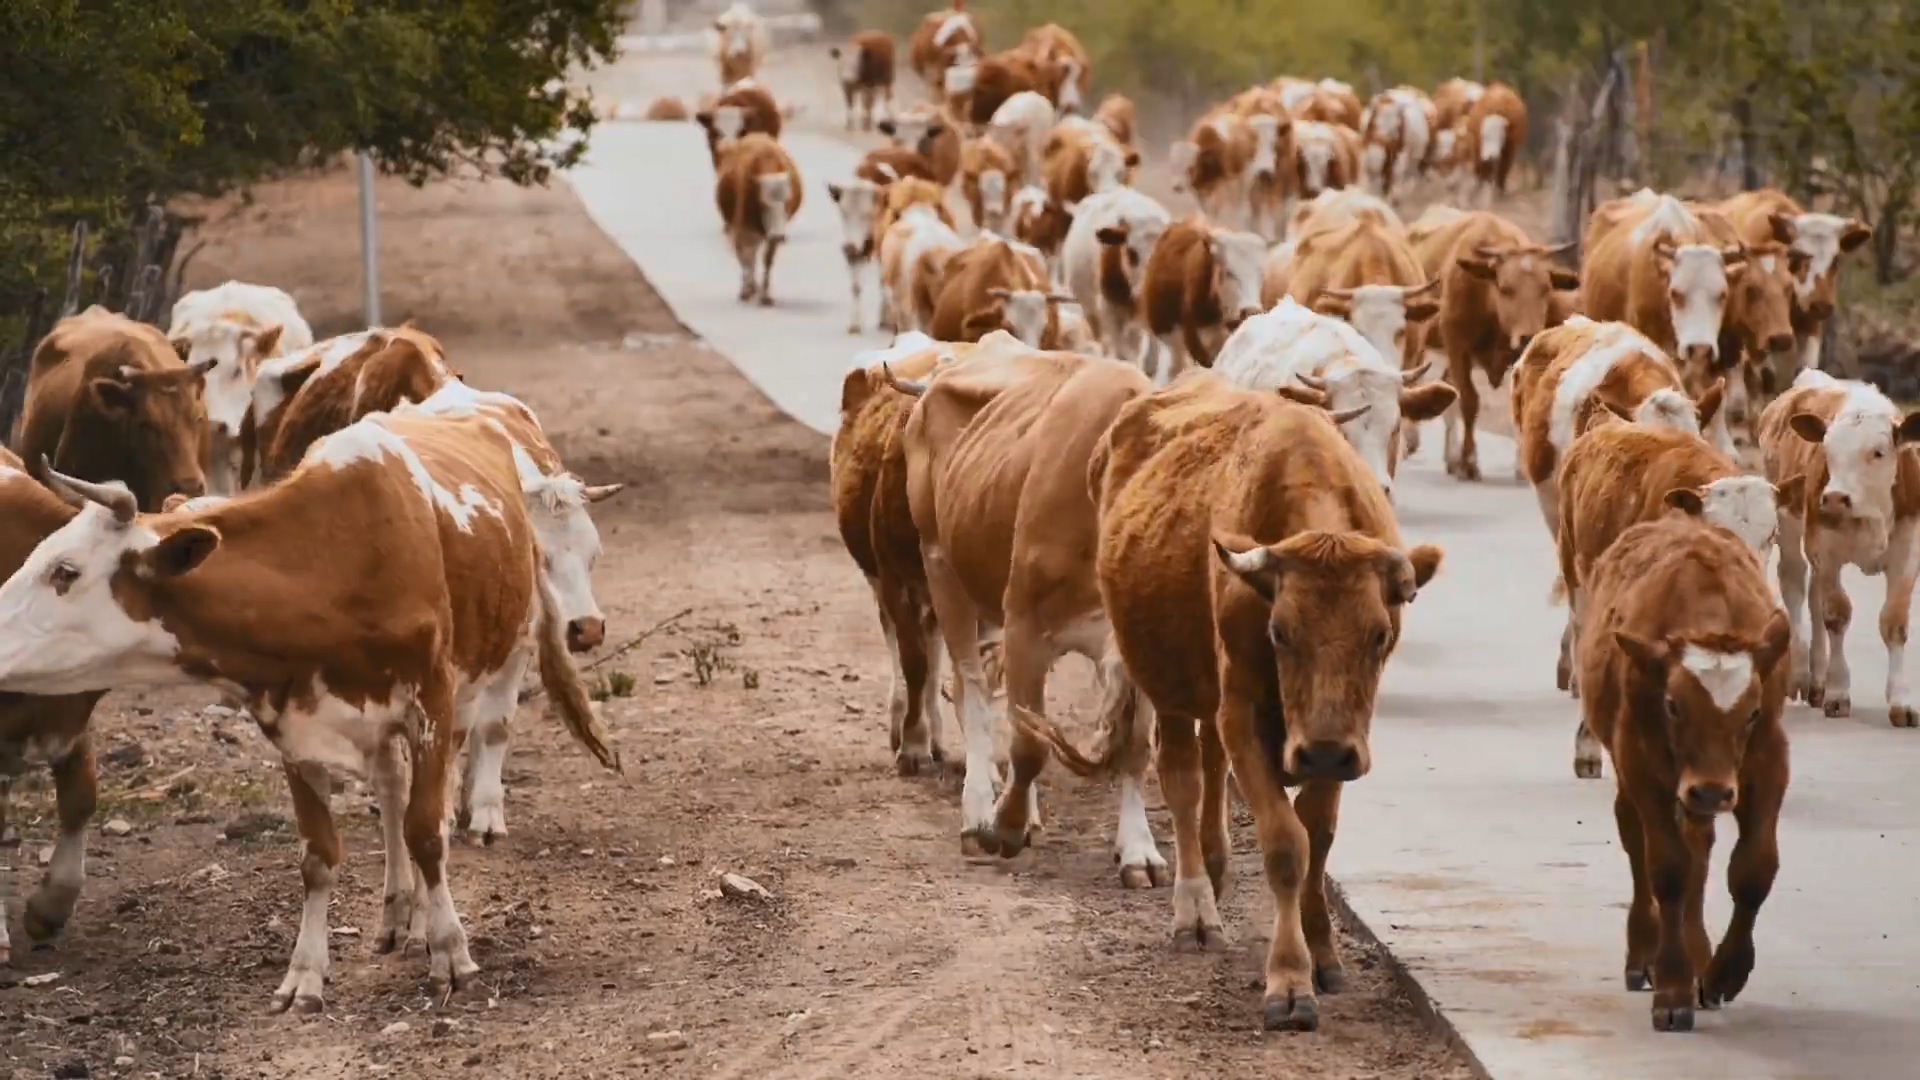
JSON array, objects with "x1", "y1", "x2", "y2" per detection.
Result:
[
  {"x1": 1612, "y1": 630, "x2": 1671, "y2": 674},
  {"x1": 90, "y1": 376, "x2": 137, "y2": 414},
  {"x1": 1405, "y1": 297, "x2": 1441, "y2": 323},
  {"x1": 1899, "y1": 413, "x2": 1920, "y2": 444},
  {"x1": 1767, "y1": 211, "x2": 1796, "y2": 245},
  {"x1": 1549, "y1": 267, "x2": 1581, "y2": 290},
  {"x1": 1456, "y1": 256, "x2": 1496, "y2": 281},
  {"x1": 1094, "y1": 226, "x2": 1127, "y2": 246},
  {"x1": 1841, "y1": 220, "x2": 1873, "y2": 253},
  {"x1": 170, "y1": 335, "x2": 193, "y2": 363},
  {"x1": 1773, "y1": 474, "x2": 1806, "y2": 510},
  {"x1": 1407, "y1": 544, "x2": 1444, "y2": 590},
  {"x1": 1788, "y1": 411, "x2": 1828, "y2": 444},
  {"x1": 1274, "y1": 384, "x2": 1329, "y2": 409},
  {"x1": 1124, "y1": 150, "x2": 1141, "y2": 169},
  {"x1": 1694, "y1": 378, "x2": 1727, "y2": 429},
  {"x1": 247, "y1": 324, "x2": 283, "y2": 358},
  {"x1": 139, "y1": 524, "x2": 222, "y2": 580},
  {"x1": 1399, "y1": 381, "x2": 1457, "y2": 422},
  {"x1": 1664, "y1": 487, "x2": 1706, "y2": 516},
  {"x1": 1757, "y1": 609, "x2": 1792, "y2": 675},
  {"x1": 876, "y1": 118, "x2": 897, "y2": 137}
]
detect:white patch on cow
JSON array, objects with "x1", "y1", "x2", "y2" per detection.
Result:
[
  {"x1": 1700, "y1": 476, "x2": 1781, "y2": 556},
  {"x1": 977, "y1": 169, "x2": 1009, "y2": 228},
  {"x1": 1360, "y1": 142, "x2": 1387, "y2": 190},
  {"x1": 1785, "y1": 212, "x2": 1852, "y2": 301},
  {"x1": 1056, "y1": 60, "x2": 1084, "y2": 114},
  {"x1": 1246, "y1": 115, "x2": 1282, "y2": 180},
  {"x1": 1667, "y1": 246, "x2": 1733, "y2": 357},
  {"x1": 1086, "y1": 140, "x2": 1127, "y2": 194},
  {"x1": 1518, "y1": 254, "x2": 1535, "y2": 272},
  {"x1": 1207, "y1": 116, "x2": 1234, "y2": 141},
  {"x1": 1759, "y1": 254, "x2": 1778, "y2": 274},
  {"x1": 1632, "y1": 388, "x2": 1701, "y2": 437},
  {"x1": 831, "y1": 178, "x2": 880, "y2": 259},
  {"x1": 1434, "y1": 128, "x2": 1457, "y2": 160},
  {"x1": 933, "y1": 12, "x2": 973, "y2": 46},
  {"x1": 1298, "y1": 122, "x2": 1338, "y2": 194},
  {"x1": 251, "y1": 330, "x2": 378, "y2": 426},
  {"x1": 312, "y1": 420, "x2": 502, "y2": 533},
  {"x1": 1209, "y1": 230, "x2": 1268, "y2": 323},
  {"x1": 1794, "y1": 367, "x2": 1838, "y2": 391},
  {"x1": 1478, "y1": 115, "x2": 1509, "y2": 163},
  {"x1": 943, "y1": 61, "x2": 977, "y2": 96},
  {"x1": 757, "y1": 172, "x2": 794, "y2": 240},
  {"x1": 836, "y1": 46, "x2": 862, "y2": 84},
  {"x1": 1818, "y1": 380, "x2": 1905, "y2": 527},
  {"x1": 999, "y1": 291, "x2": 1053, "y2": 347},
  {"x1": 0, "y1": 503, "x2": 184, "y2": 696},
  {"x1": 1680, "y1": 646, "x2": 1755, "y2": 712},
  {"x1": 1628, "y1": 195, "x2": 1694, "y2": 247},
  {"x1": 712, "y1": 105, "x2": 747, "y2": 143},
  {"x1": 1340, "y1": 285, "x2": 1420, "y2": 369},
  {"x1": 1168, "y1": 140, "x2": 1198, "y2": 176},
  {"x1": 514, "y1": 452, "x2": 605, "y2": 631},
  {"x1": 1547, "y1": 323, "x2": 1665, "y2": 453}
]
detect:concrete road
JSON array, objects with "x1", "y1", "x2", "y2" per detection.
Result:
[{"x1": 566, "y1": 48, "x2": 1920, "y2": 1080}]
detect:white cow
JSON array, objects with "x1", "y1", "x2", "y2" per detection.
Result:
[
  {"x1": 711, "y1": 3, "x2": 770, "y2": 87},
  {"x1": 989, "y1": 91, "x2": 1056, "y2": 185},
  {"x1": 168, "y1": 281, "x2": 315, "y2": 495},
  {"x1": 828, "y1": 178, "x2": 885, "y2": 334},
  {"x1": 881, "y1": 205, "x2": 966, "y2": 334}
]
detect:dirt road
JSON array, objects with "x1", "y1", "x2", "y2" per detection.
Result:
[{"x1": 0, "y1": 61, "x2": 1472, "y2": 1080}]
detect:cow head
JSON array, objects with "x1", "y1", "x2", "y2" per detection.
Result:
[
  {"x1": 1212, "y1": 529, "x2": 1443, "y2": 781},
  {"x1": 1296, "y1": 126, "x2": 1338, "y2": 196},
  {"x1": 1654, "y1": 237, "x2": 1747, "y2": 372},
  {"x1": 830, "y1": 45, "x2": 861, "y2": 87},
  {"x1": 1094, "y1": 215, "x2": 1167, "y2": 296},
  {"x1": 698, "y1": 105, "x2": 749, "y2": 157},
  {"x1": 1086, "y1": 139, "x2": 1134, "y2": 195},
  {"x1": 879, "y1": 114, "x2": 935, "y2": 152},
  {"x1": 1431, "y1": 127, "x2": 1460, "y2": 172},
  {"x1": 1011, "y1": 186, "x2": 1070, "y2": 255},
  {"x1": 714, "y1": 12, "x2": 756, "y2": 60},
  {"x1": 84, "y1": 359, "x2": 215, "y2": 510},
  {"x1": 171, "y1": 321, "x2": 285, "y2": 445},
  {"x1": 756, "y1": 170, "x2": 795, "y2": 241},
  {"x1": 1167, "y1": 140, "x2": 1200, "y2": 196},
  {"x1": 1789, "y1": 395, "x2": 1920, "y2": 526},
  {"x1": 1208, "y1": 229, "x2": 1270, "y2": 330},
  {"x1": 1478, "y1": 114, "x2": 1510, "y2": 165},
  {"x1": 1769, "y1": 211, "x2": 1873, "y2": 319},
  {"x1": 1726, "y1": 245, "x2": 1798, "y2": 357},
  {"x1": 1290, "y1": 360, "x2": 1455, "y2": 497},
  {"x1": 942, "y1": 50, "x2": 978, "y2": 98},
  {"x1": 518, "y1": 461, "x2": 623, "y2": 654},
  {"x1": 974, "y1": 168, "x2": 1010, "y2": 233},
  {"x1": 0, "y1": 466, "x2": 213, "y2": 696},
  {"x1": 984, "y1": 287, "x2": 1073, "y2": 347},
  {"x1": 1612, "y1": 616, "x2": 1791, "y2": 817},
  {"x1": 1311, "y1": 280, "x2": 1441, "y2": 370},
  {"x1": 1052, "y1": 58, "x2": 1085, "y2": 116},
  {"x1": 1458, "y1": 242, "x2": 1580, "y2": 362},
  {"x1": 1246, "y1": 115, "x2": 1288, "y2": 184},
  {"x1": 1663, "y1": 476, "x2": 1786, "y2": 558},
  {"x1": 828, "y1": 179, "x2": 882, "y2": 264}
]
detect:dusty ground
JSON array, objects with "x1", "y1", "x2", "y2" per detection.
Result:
[{"x1": 1, "y1": 42, "x2": 1476, "y2": 1080}]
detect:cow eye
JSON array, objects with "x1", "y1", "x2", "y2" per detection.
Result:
[
  {"x1": 1269, "y1": 625, "x2": 1289, "y2": 649},
  {"x1": 49, "y1": 562, "x2": 80, "y2": 595},
  {"x1": 1747, "y1": 708, "x2": 1761, "y2": 729},
  {"x1": 1371, "y1": 628, "x2": 1391, "y2": 656},
  {"x1": 1873, "y1": 448, "x2": 1888, "y2": 460},
  {"x1": 1664, "y1": 696, "x2": 1681, "y2": 720},
  {"x1": 1499, "y1": 285, "x2": 1515, "y2": 298}
]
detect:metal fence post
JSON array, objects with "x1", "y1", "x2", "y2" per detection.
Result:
[{"x1": 357, "y1": 152, "x2": 383, "y2": 326}]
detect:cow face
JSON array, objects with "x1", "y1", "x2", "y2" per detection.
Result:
[
  {"x1": 1246, "y1": 115, "x2": 1285, "y2": 183},
  {"x1": 1728, "y1": 247, "x2": 1797, "y2": 355},
  {"x1": 1291, "y1": 360, "x2": 1454, "y2": 498},
  {"x1": 986, "y1": 287, "x2": 1068, "y2": 347},
  {"x1": 1789, "y1": 397, "x2": 1920, "y2": 524},
  {"x1": 1655, "y1": 239, "x2": 1747, "y2": 370},
  {"x1": 1052, "y1": 58, "x2": 1085, "y2": 115},
  {"x1": 1459, "y1": 244, "x2": 1581, "y2": 356},
  {"x1": 828, "y1": 180, "x2": 881, "y2": 263},
  {"x1": 1212, "y1": 530, "x2": 1443, "y2": 781},
  {"x1": 1311, "y1": 283, "x2": 1440, "y2": 372},
  {"x1": 715, "y1": 16, "x2": 755, "y2": 60},
  {"x1": 1664, "y1": 477, "x2": 1782, "y2": 557},
  {"x1": 1770, "y1": 211, "x2": 1873, "y2": 318},
  {"x1": 831, "y1": 45, "x2": 861, "y2": 86},
  {"x1": 756, "y1": 172, "x2": 794, "y2": 240},
  {"x1": 1297, "y1": 127, "x2": 1338, "y2": 196},
  {"x1": 1478, "y1": 114, "x2": 1509, "y2": 164},
  {"x1": 0, "y1": 471, "x2": 210, "y2": 696},
  {"x1": 1208, "y1": 229, "x2": 1269, "y2": 329},
  {"x1": 87, "y1": 359, "x2": 215, "y2": 509},
  {"x1": 975, "y1": 168, "x2": 1009, "y2": 233},
  {"x1": 1096, "y1": 214, "x2": 1166, "y2": 295},
  {"x1": 1167, "y1": 140, "x2": 1199, "y2": 195},
  {"x1": 942, "y1": 53, "x2": 978, "y2": 97},
  {"x1": 519, "y1": 464, "x2": 622, "y2": 653},
  {"x1": 172, "y1": 321, "x2": 284, "y2": 443},
  {"x1": 1613, "y1": 618, "x2": 1790, "y2": 816},
  {"x1": 881, "y1": 114, "x2": 933, "y2": 151},
  {"x1": 1085, "y1": 140, "x2": 1129, "y2": 195}
]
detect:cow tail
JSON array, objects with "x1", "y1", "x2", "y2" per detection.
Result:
[
  {"x1": 1007, "y1": 656, "x2": 1149, "y2": 779},
  {"x1": 534, "y1": 563, "x2": 623, "y2": 774},
  {"x1": 1548, "y1": 574, "x2": 1568, "y2": 607}
]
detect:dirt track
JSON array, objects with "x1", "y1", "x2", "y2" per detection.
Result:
[{"x1": 0, "y1": 55, "x2": 1474, "y2": 1080}]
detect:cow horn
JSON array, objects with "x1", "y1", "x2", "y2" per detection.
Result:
[
  {"x1": 1544, "y1": 240, "x2": 1577, "y2": 257},
  {"x1": 1318, "y1": 286, "x2": 1356, "y2": 300},
  {"x1": 1295, "y1": 372, "x2": 1329, "y2": 392},
  {"x1": 1401, "y1": 360, "x2": 1431, "y2": 385},
  {"x1": 39, "y1": 456, "x2": 137, "y2": 524},
  {"x1": 1403, "y1": 278, "x2": 1441, "y2": 297},
  {"x1": 582, "y1": 482, "x2": 625, "y2": 504},
  {"x1": 881, "y1": 362, "x2": 928, "y2": 398},
  {"x1": 1044, "y1": 292, "x2": 1075, "y2": 304},
  {"x1": 1472, "y1": 243, "x2": 1502, "y2": 259},
  {"x1": 1213, "y1": 539, "x2": 1271, "y2": 575},
  {"x1": 1329, "y1": 403, "x2": 1373, "y2": 424},
  {"x1": 185, "y1": 356, "x2": 218, "y2": 378}
]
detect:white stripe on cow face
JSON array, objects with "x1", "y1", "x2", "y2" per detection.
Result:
[
  {"x1": 1699, "y1": 476, "x2": 1781, "y2": 557},
  {"x1": 831, "y1": 180, "x2": 880, "y2": 261},
  {"x1": 757, "y1": 173, "x2": 794, "y2": 240},
  {"x1": 1209, "y1": 230, "x2": 1269, "y2": 325},
  {"x1": 1479, "y1": 115, "x2": 1509, "y2": 163},
  {"x1": 514, "y1": 450, "x2": 607, "y2": 635},
  {"x1": 1000, "y1": 291, "x2": 1053, "y2": 347},
  {"x1": 1665, "y1": 245, "x2": 1732, "y2": 359}
]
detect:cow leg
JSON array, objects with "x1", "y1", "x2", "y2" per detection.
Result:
[
  {"x1": 1815, "y1": 563, "x2": 1853, "y2": 717},
  {"x1": 921, "y1": 545, "x2": 1000, "y2": 853},
  {"x1": 1158, "y1": 715, "x2": 1226, "y2": 948},
  {"x1": 1797, "y1": 330, "x2": 1823, "y2": 372},
  {"x1": 1642, "y1": 804, "x2": 1710, "y2": 1031},
  {"x1": 461, "y1": 643, "x2": 531, "y2": 844},
  {"x1": 21, "y1": 736, "x2": 97, "y2": 947},
  {"x1": 735, "y1": 233, "x2": 760, "y2": 302},
  {"x1": 403, "y1": 679, "x2": 479, "y2": 995},
  {"x1": 368, "y1": 735, "x2": 417, "y2": 954},
  {"x1": 759, "y1": 237, "x2": 784, "y2": 307},
  {"x1": 1294, "y1": 778, "x2": 1347, "y2": 993},
  {"x1": 1702, "y1": 757, "x2": 1786, "y2": 1007},
  {"x1": 1614, "y1": 789, "x2": 1656, "y2": 990},
  {"x1": 919, "y1": 601, "x2": 956, "y2": 771},
  {"x1": 0, "y1": 778, "x2": 11, "y2": 966},
  {"x1": 273, "y1": 761, "x2": 340, "y2": 1014},
  {"x1": 1094, "y1": 641, "x2": 1166, "y2": 887},
  {"x1": 866, "y1": 577, "x2": 912, "y2": 760},
  {"x1": 1453, "y1": 362, "x2": 1483, "y2": 481},
  {"x1": 1215, "y1": 687, "x2": 1319, "y2": 1032},
  {"x1": 1778, "y1": 517, "x2": 1812, "y2": 701},
  {"x1": 846, "y1": 258, "x2": 866, "y2": 334},
  {"x1": 1440, "y1": 349, "x2": 1467, "y2": 475},
  {"x1": 990, "y1": 610, "x2": 1067, "y2": 858},
  {"x1": 1881, "y1": 523, "x2": 1920, "y2": 726},
  {"x1": 1156, "y1": 334, "x2": 1187, "y2": 387},
  {"x1": 842, "y1": 86, "x2": 856, "y2": 131}
]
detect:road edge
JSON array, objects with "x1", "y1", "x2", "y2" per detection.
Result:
[{"x1": 1328, "y1": 877, "x2": 1495, "y2": 1080}]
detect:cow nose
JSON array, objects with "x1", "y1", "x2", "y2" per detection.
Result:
[
  {"x1": 1682, "y1": 782, "x2": 1736, "y2": 816},
  {"x1": 1291, "y1": 739, "x2": 1362, "y2": 781},
  {"x1": 172, "y1": 475, "x2": 206, "y2": 499},
  {"x1": 567, "y1": 616, "x2": 605, "y2": 653},
  {"x1": 1821, "y1": 490, "x2": 1853, "y2": 516},
  {"x1": 1683, "y1": 343, "x2": 1717, "y2": 365},
  {"x1": 1766, "y1": 333, "x2": 1795, "y2": 353},
  {"x1": 841, "y1": 243, "x2": 862, "y2": 263},
  {"x1": 1809, "y1": 300, "x2": 1836, "y2": 320},
  {"x1": 1515, "y1": 333, "x2": 1535, "y2": 353}
]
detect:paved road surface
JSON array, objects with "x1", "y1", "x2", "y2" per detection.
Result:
[{"x1": 566, "y1": 54, "x2": 1920, "y2": 1080}]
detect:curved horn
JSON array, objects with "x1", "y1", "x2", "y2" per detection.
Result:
[
  {"x1": 1472, "y1": 243, "x2": 1502, "y2": 259},
  {"x1": 185, "y1": 356, "x2": 218, "y2": 378},
  {"x1": 1543, "y1": 240, "x2": 1578, "y2": 257},
  {"x1": 39, "y1": 456, "x2": 137, "y2": 524},
  {"x1": 1402, "y1": 278, "x2": 1442, "y2": 297},
  {"x1": 1044, "y1": 292, "x2": 1076, "y2": 304},
  {"x1": 1213, "y1": 539, "x2": 1271, "y2": 575},
  {"x1": 1401, "y1": 360, "x2": 1431, "y2": 385},
  {"x1": 881, "y1": 362, "x2": 929, "y2": 398},
  {"x1": 1295, "y1": 372, "x2": 1329, "y2": 392},
  {"x1": 1317, "y1": 286, "x2": 1356, "y2": 300},
  {"x1": 1329, "y1": 402, "x2": 1373, "y2": 424}
]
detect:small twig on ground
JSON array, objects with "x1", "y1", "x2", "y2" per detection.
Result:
[
  {"x1": 127, "y1": 765, "x2": 198, "y2": 802},
  {"x1": 519, "y1": 606, "x2": 695, "y2": 703}
]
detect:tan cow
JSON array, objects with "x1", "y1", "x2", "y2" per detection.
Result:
[
  {"x1": 1293, "y1": 120, "x2": 1360, "y2": 202},
  {"x1": 1759, "y1": 369, "x2": 1920, "y2": 725},
  {"x1": 15, "y1": 306, "x2": 212, "y2": 511},
  {"x1": 832, "y1": 30, "x2": 896, "y2": 131},
  {"x1": 897, "y1": 347, "x2": 1168, "y2": 886},
  {"x1": 1043, "y1": 122, "x2": 1138, "y2": 215},
  {"x1": 880, "y1": 105, "x2": 963, "y2": 186},
  {"x1": 1094, "y1": 94, "x2": 1136, "y2": 149},
  {"x1": 0, "y1": 412, "x2": 620, "y2": 1010},
  {"x1": 1687, "y1": 202, "x2": 1799, "y2": 437},
  {"x1": 1412, "y1": 210, "x2": 1581, "y2": 480},
  {"x1": 1557, "y1": 418, "x2": 1792, "y2": 775},
  {"x1": 856, "y1": 145, "x2": 939, "y2": 187},
  {"x1": 1285, "y1": 217, "x2": 1438, "y2": 372},
  {"x1": 1721, "y1": 188, "x2": 1873, "y2": 373},
  {"x1": 960, "y1": 136, "x2": 1017, "y2": 234},
  {"x1": 878, "y1": 181, "x2": 966, "y2": 335},
  {"x1": 694, "y1": 81, "x2": 783, "y2": 166},
  {"x1": 1026, "y1": 372, "x2": 1440, "y2": 1032},
  {"x1": 1137, "y1": 218, "x2": 1270, "y2": 380},
  {"x1": 908, "y1": 8, "x2": 982, "y2": 103},
  {"x1": 711, "y1": 3, "x2": 771, "y2": 88},
  {"x1": 1020, "y1": 23, "x2": 1091, "y2": 114},
  {"x1": 1007, "y1": 184, "x2": 1073, "y2": 275},
  {"x1": 716, "y1": 133, "x2": 803, "y2": 306},
  {"x1": 1432, "y1": 78, "x2": 1486, "y2": 132},
  {"x1": 959, "y1": 48, "x2": 1054, "y2": 128},
  {"x1": 1464, "y1": 82, "x2": 1527, "y2": 207},
  {"x1": 927, "y1": 237, "x2": 1073, "y2": 347},
  {"x1": 1170, "y1": 110, "x2": 1257, "y2": 233},
  {"x1": 986, "y1": 90, "x2": 1056, "y2": 185},
  {"x1": 247, "y1": 326, "x2": 456, "y2": 486},
  {"x1": 1361, "y1": 87, "x2": 1435, "y2": 199}
]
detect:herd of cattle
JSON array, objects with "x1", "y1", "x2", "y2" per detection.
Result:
[
  {"x1": 683, "y1": 3, "x2": 1897, "y2": 1037},
  {"x1": 0, "y1": 0, "x2": 1904, "y2": 1045}
]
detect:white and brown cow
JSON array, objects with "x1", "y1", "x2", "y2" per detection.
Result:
[
  {"x1": 0, "y1": 409, "x2": 621, "y2": 1011},
  {"x1": 1464, "y1": 82, "x2": 1527, "y2": 207},
  {"x1": 1137, "y1": 217, "x2": 1270, "y2": 380},
  {"x1": 926, "y1": 236, "x2": 1073, "y2": 347},
  {"x1": 1061, "y1": 186, "x2": 1173, "y2": 365},
  {"x1": 1721, "y1": 188, "x2": 1873, "y2": 373},
  {"x1": 832, "y1": 30, "x2": 896, "y2": 131},
  {"x1": 908, "y1": 8, "x2": 982, "y2": 104},
  {"x1": 878, "y1": 180, "x2": 967, "y2": 335},
  {"x1": 960, "y1": 136, "x2": 1017, "y2": 234},
  {"x1": 711, "y1": 2, "x2": 771, "y2": 88},
  {"x1": 830, "y1": 177, "x2": 887, "y2": 334},
  {"x1": 716, "y1": 133, "x2": 803, "y2": 306},
  {"x1": 168, "y1": 280, "x2": 315, "y2": 495}
]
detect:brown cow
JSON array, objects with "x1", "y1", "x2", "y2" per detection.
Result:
[
  {"x1": 960, "y1": 136, "x2": 1017, "y2": 234},
  {"x1": 15, "y1": 306, "x2": 212, "y2": 511},
  {"x1": 1044, "y1": 123, "x2": 1139, "y2": 213},
  {"x1": 959, "y1": 49, "x2": 1051, "y2": 127},
  {"x1": 1758, "y1": 369, "x2": 1920, "y2": 725},
  {"x1": 643, "y1": 96, "x2": 690, "y2": 121},
  {"x1": 1020, "y1": 24, "x2": 1091, "y2": 114},
  {"x1": 908, "y1": 8, "x2": 982, "y2": 103},
  {"x1": 897, "y1": 346, "x2": 1167, "y2": 886},
  {"x1": 1720, "y1": 189, "x2": 1872, "y2": 373},
  {"x1": 1557, "y1": 418, "x2": 1793, "y2": 774},
  {"x1": 0, "y1": 450, "x2": 101, "y2": 968},
  {"x1": 1410, "y1": 210, "x2": 1580, "y2": 480},
  {"x1": 831, "y1": 30, "x2": 896, "y2": 132},
  {"x1": 856, "y1": 145, "x2": 939, "y2": 187},
  {"x1": 1029, "y1": 372, "x2": 1440, "y2": 1032},
  {"x1": 694, "y1": 81, "x2": 783, "y2": 166},
  {"x1": 247, "y1": 326, "x2": 456, "y2": 486},
  {"x1": 1464, "y1": 82, "x2": 1527, "y2": 206},
  {"x1": 1170, "y1": 110, "x2": 1257, "y2": 231},
  {"x1": 1285, "y1": 217, "x2": 1438, "y2": 371},
  {"x1": 1138, "y1": 218, "x2": 1270, "y2": 379},
  {"x1": 879, "y1": 106, "x2": 962, "y2": 186},
  {"x1": 1689, "y1": 202, "x2": 1798, "y2": 438},
  {"x1": 711, "y1": 3, "x2": 770, "y2": 88},
  {"x1": 1576, "y1": 512, "x2": 1790, "y2": 1033},
  {"x1": 0, "y1": 414, "x2": 620, "y2": 1010},
  {"x1": 1431, "y1": 78, "x2": 1486, "y2": 133},
  {"x1": 716, "y1": 133, "x2": 803, "y2": 306},
  {"x1": 877, "y1": 178, "x2": 964, "y2": 334},
  {"x1": 1008, "y1": 184, "x2": 1073, "y2": 272},
  {"x1": 1094, "y1": 93, "x2": 1136, "y2": 149},
  {"x1": 927, "y1": 237, "x2": 1072, "y2": 347}
]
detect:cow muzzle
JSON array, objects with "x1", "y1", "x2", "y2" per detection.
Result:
[
  {"x1": 842, "y1": 242, "x2": 865, "y2": 264},
  {"x1": 171, "y1": 475, "x2": 207, "y2": 500},
  {"x1": 1766, "y1": 333, "x2": 1795, "y2": 354},
  {"x1": 1820, "y1": 488, "x2": 1855, "y2": 518},
  {"x1": 567, "y1": 616, "x2": 606, "y2": 653},
  {"x1": 1289, "y1": 738, "x2": 1366, "y2": 782},
  {"x1": 1682, "y1": 342, "x2": 1719, "y2": 368},
  {"x1": 1680, "y1": 779, "x2": 1737, "y2": 816}
]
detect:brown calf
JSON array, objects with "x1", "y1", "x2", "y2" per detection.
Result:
[
  {"x1": 831, "y1": 31, "x2": 896, "y2": 132},
  {"x1": 1056, "y1": 372, "x2": 1439, "y2": 1032},
  {"x1": 1577, "y1": 512, "x2": 1790, "y2": 1033},
  {"x1": 1044, "y1": 124, "x2": 1139, "y2": 212},
  {"x1": 960, "y1": 136, "x2": 1017, "y2": 234},
  {"x1": 1139, "y1": 218, "x2": 1271, "y2": 379},
  {"x1": 15, "y1": 306, "x2": 211, "y2": 510},
  {"x1": 1463, "y1": 82, "x2": 1527, "y2": 206},
  {"x1": 1720, "y1": 188, "x2": 1872, "y2": 373},
  {"x1": 1020, "y1": 24, "x2": 1091, "y2": 114},
  {"x1": 878, "y1": 106, "x2": 962, "y2": 185},
  {"x1": 857, "y1": 145, "x2": 939, "y2": 187},
  {"x1": 928, "y1": 237, "x2": 1071, "y2": 347},
  {"x1": 716, "y1": 133, "x2": 803, "y2": 306},
  {"x1": 1094, "y1": 94, "x2": 1136, "y2": 149}
]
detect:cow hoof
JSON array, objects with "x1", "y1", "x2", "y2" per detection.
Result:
[
  {"x1": 1555, "y1": 664, "x2": 1572, "y2": 692},
  {"x1": 738, "y1": 287, "x2": 755, "y2": 303},
  {"x1": 270, "y1": 969, "x2": 327, "y2": 1015},
  {"x1": 1118, "y1": 860, "x2": 1170, "y2": 889},
  {"x1": 847, "y1": 323, "x2": 862, "y2": 335},
  {"x1": 1789, "y1": 673, "x2": 1810, "y2": 702},
  {"x1": 1262, "y1": 991, "x2": 1319, "y2": 1032},
  {"x1": 1823, "y1": 693, "x2": 1851, "y2": 718},
  {"x1": 1314, "y1": 965, "x2": 1347, "y2": 994},
  {"x1": 961, "y1": 829, "x2": 1000, "y2": 858},
  {"x1": 993, "y1": 824, "x2": 1032, "y2": 859},
  {"x1": 758, "y1": 293, "x2": 775, "y2": 308},
  {"x1": 1890, "y1": 705, "x2": 1918, "y2": 728},
  {"x1": 1170, "y1": 922, "x2": 1230, "y2": 952},
  {"x1": 894, "y1": 748, "x2": 935, "y2": 777},
  {"x1": 466, "y1": 803, "x2": 507, "y2": 845},
  {"x1": 1651, "y1": 1004, "x2": 1694, "y2": 1033},
  {"x1": 22, "y1": 893, "x2": 74, "y2": 943},
  {"x1": 1805, "y1": 683, "x2": 1824, "y2": 708},
  {"x1": 1625, "y1": 967, "x2": 1651, "y2": 992},
  {"x1": 1459, "y1": 461, "x2": 1482, "y2": 482}
]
